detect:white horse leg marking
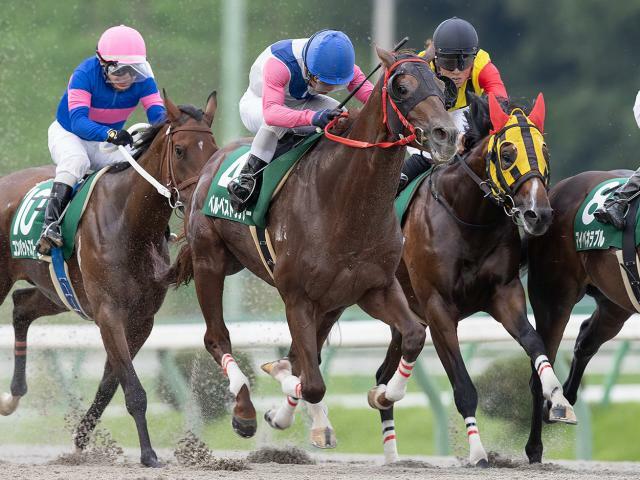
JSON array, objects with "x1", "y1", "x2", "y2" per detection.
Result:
[
  {"x1": 381, "y1": 419, "x2": 399, "y2": 463},
  {"x1": 465, "y1": 416, "x2": 488, "y2": 465},
  {"x1": 306, "y1": 401, "x2": 336, "y2": 448}
]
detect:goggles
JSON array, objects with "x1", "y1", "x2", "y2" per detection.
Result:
[
  {"x1": 435, "y1": 54, "x2": 475, "y2": 72},
  {"x1": 96, "y1": 51, "x2": 153, "y2": 84}
]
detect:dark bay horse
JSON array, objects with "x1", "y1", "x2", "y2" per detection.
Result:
[
  {"x1": 372, "y1": 93, "x2": 577, "y2": 466},
  {"x1": 0, "y1": 92, "x2": 218, "y2": 467},
  {"x1": 525, "y1": 169, "x2": 637, "y2": 463},
  {"x1": 166, "y1": 47, "x2": 458, "y2": 446}
]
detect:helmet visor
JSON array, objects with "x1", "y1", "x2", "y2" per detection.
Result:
[
  {"x1": 309, "y1": 78, "x2": 349, "y2": 94},
  {"x1": 435, "y1": 54, "x2": 475, "y2": 72},
  {"x1": 105, "y1": 61, "x2": 153, "y2": 84}
]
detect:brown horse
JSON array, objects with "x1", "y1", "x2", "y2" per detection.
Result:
[
  {"x1": 372, "y1": 93, "x2": 578, "y2": 466},
  {"x1": 0, "y1": 92, "x2": 218, "y2": 467},
  {"x1": 166, "y1": 47, "x2": 458, "y2": 446},
  {"x1": 524, "y1": 169, "x2": 637, "y2": 463}
]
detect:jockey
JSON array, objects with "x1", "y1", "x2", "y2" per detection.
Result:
[
  {"x1": 36, "y1": 25, "x2": 166, "y2": 255},
  {"x1": 227, "y1": 29, "x2": 374, "y2": 212},
  {"x1": 400, "y1": 17, "x2": 508, "y2": 189},
  {"x1": 594, "y1": 90, "x2": 640, "y2": 228}
]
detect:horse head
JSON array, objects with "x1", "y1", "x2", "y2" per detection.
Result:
[
  {"x1": 465, "y1": 93, "x2": 552, "y2": 236},
  {"x1": 152, "y1": 90, "x2": 219, "y2": 208},
  {"x1": 376, "y1": 47, "x2": 458, "y2": 164}
]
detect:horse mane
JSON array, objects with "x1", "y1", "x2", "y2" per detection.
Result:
[
  {"x1": 462, "y1": 94, "x2": 530, "y2": 151},
  {"x1": 131, "y1": 105, "x2": 205, "y2": 161}
]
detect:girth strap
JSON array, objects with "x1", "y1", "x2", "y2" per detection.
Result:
[{"x1": 620, "y1": 196, "x2": 640, "y2": 306}]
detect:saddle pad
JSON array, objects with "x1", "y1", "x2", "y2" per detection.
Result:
[
  {"x1": 574, "y1": 177, "x2": 640, "y2": 251},
  {"x1": 202, "y1": 132, "x2": 323, "y2": 227},
  {"x1": 394, "y1": 168, "x2": 433, "y2": 225},
  {"x1": 10, "y1": 168, "x2": 108, "y2": 260}
]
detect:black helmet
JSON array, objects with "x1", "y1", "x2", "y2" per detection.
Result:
[{"x1": 433, "y1": 17, "x2": 479, "y2": 55}]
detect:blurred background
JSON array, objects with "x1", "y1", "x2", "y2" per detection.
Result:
[{"x1": 1, "y1": 0, "x2": 640, "y2": 463}]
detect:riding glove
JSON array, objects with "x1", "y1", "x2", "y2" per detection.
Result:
[
  {"x1": 106, "y1": 129, "x2": 134, "y2": 146},
  {"x1": 311, "y1": 108, "x2": 343, "y2": 129}
]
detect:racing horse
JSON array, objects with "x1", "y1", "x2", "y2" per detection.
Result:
[
  {"x1": 372, "y1": 93, "x2": 577, "y2": 466},
  {"x1": 0, "y1": 91, "x2": 218, "y2": 467},
  {"x1": 524, "y1": 169, "x2": 638, "y2": 463},
  {"x1": 165, "y1": 47, "x2": 458, "y2": 446}
]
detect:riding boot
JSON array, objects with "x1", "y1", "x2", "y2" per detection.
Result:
[
  {"x1": 36, "y1": 182, "x2": 73, "y2": 255},
  {"x1": 227, "y1": 154, "x2": 268, "y2": 213},
  {"x1": 594, "y1": 171, "x2": 640, "y2": 229},
  {"x1": 397, "y1": 153, "x2": 433, "y2": 194}
]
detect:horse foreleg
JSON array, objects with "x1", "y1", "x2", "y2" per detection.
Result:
[
  {"x1": 358, "y1": 280, "x2": 425, "y2": 407},
  {"x1": 192, "y1": 242, "x2": 255, "y2": 439},
  {"x1": 1, "y1": 288, "x2": 65, "y2": 416},
  {"x1": 525, "y1": 276, "x2": 577, "y2": 464},
  {"x1": 371, "y1": 327, "x2": 403, "y2": 463},
  {"x1": 423, "y1": 296, "x2": 488, "y2": 467},
  {"x1": 75, "y1": 316, "x2": 154, "y2": 451},
  {"x1": 563, "y1": 296, "x2": 630, "y2": 404},
  {"x1": 490, "y1": 280, "x2": 576, "y2": 425},
  {"x1": 96, "y1": 308, "x2": 159, "y2": 467}
]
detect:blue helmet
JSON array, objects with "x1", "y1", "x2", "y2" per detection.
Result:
[{"x1": 303, "y1": 30, "x2": 355, "y2": 85}]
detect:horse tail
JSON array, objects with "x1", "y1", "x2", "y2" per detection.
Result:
[{"x1": 169, "y1": 243, "x2": 195, "y2": 287}]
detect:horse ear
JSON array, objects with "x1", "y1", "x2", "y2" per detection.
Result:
[
  {"x1": 203, "y1": 90, "x2": 217, "y2": 127},
  {"x1": 375, "y1": 46, "x2": 395, "y2": 69},
  {"x1": 488, "y1": 93, "x2": 509, "y2": 134},
  {"x1": 163, "y1": 88, "x2": 182, "y2": 123},
  {"x1": 528, "y1": 93, "x2": 545, "y2": 133}
]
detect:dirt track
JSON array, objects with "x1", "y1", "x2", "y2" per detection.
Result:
[{"x1": 2, "y1": 445, "x2": 640, "y2": 480}]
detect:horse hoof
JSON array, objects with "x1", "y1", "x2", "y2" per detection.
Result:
[
  {"x1": 0, "y1": 393, "x2": 20, "y2": 416},
  {"x1": 367, "y1": 385, "x2": 393, "y2": 410},
  {"x1": 141, "y1": 453, "x2": 163, "y2": 468},
  {"x1": 264, "y1": 409, "x2": 285, "y2": 430},
  {"x1": 475, "y1": 458, "x2": 489, "y2": 468},
  {"x1": 232, "y1": 415, "x2": 257, "y2": 438},
  {"x1": 310, "y1": 427, "x2": 336, "y2": 449},
  {"x1": 548, "y1": 403, "x2": 578, "y2": 425},
  {"x1": 260, "y1": 358, "x2": 291, "y2": 378}
]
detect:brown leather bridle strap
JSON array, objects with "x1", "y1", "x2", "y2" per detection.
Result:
[{"x1": 160, "y1": 124, "x2": 214, "y2": 206}]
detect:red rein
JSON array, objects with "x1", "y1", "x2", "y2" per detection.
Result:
[{"x1": 323, "y1": 58, "x2": 428, "y2": 149}]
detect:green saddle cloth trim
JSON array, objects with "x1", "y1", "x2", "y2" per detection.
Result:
[
  {"x1": 574, "y1": 177, "x2": 640, "y2": 251},
  {"x1": 394, "y1": 168, "x2": 433, "y2": 224},
  {"x1": 10, "y1": 169, "x2": 105, "y2": 260},
  {"x1": 202, "y1": 132, "x2": 323, "y2": 227}
]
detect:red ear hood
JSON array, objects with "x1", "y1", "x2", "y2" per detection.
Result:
[
  {"x1": 528, "y1": 92, "x2": 545, "y2": 133},
  {"x1": 488, "y1": 93, "x2": 509, "y2": 135}
]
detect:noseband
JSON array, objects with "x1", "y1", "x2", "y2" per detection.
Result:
[{"x1": 324, "y1": 56, "x2": 446, "y2": 149}]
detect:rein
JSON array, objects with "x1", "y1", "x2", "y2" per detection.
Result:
[{"x1": 323, "y1": 58, "x2": 436, "y2": 149}]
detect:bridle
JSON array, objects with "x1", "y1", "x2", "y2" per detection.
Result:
[
  {"x1": 324, "y1": 56, "x2": 446, "y2": 149},
  {"x1": 160, "y1": 123, "x2": 214, "y2": 209}
]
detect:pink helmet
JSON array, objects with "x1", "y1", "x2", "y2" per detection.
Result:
[{"x1": 97, "y1": 25, "x2": 146, "y2": 64}]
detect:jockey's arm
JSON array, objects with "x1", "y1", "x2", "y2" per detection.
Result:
[
  {"x1": 477, "y1": 62, "x2": 508, "y2": 100},
  {"x1": 67, "y1": 70, "x2": 111, "y2": 141},
  {"x1": 347, "y1": 65, "x2": 374, "y2": 104},
  {"x1": 139, "y1": 78, "x2": 166, "y2": 124},
  {"x1": 262, "y1": 58, "x2": 316, "y2": 128}
]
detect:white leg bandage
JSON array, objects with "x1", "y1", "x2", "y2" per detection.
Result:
[
  {"x1": 221, "y1": 354, "x2": 250, "y2": 397},
  {"x1": 381, "y1": 419, "x2": 399, "y2": 463},
  {"x1": 385, "y1": 357, "x2": 415, "y2": 402},
  {"x1": 306, "y1": 401, "x2": 332, "y2": 430},
  {"x1": 280, "y1": 374, "x2": 302, "y2": 399},
  {"x1": 534, "y1": 355, "x2": 563, "y2": 400},
  {"x1": 464, "y1": 417, "x2": 487, "y2": 465},
  {"x1": 269, "y1": 395, "x2": 298, "y2": 429}
]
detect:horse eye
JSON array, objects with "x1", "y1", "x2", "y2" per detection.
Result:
[
  {"x1": 500, "y1": 144, "x2": 517, "y2": 167},
  {"x1": 175, "y1": 145, "x2": 184, "y2": 157}
]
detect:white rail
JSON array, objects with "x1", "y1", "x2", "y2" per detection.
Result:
[{"x1": 0, "y1": 314, "x2": 639, "y2": 350}]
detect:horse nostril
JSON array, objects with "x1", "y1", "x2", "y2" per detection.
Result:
[{"x1": 524, "y1": 210, "x2": 538, "y2": 222}]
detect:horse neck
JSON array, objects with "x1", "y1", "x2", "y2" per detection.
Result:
[
  {"x1": 438, "y1": 139, "x2": 506, "y2": 229},
  {"x1": 117, "y1": 132, "x2": 172, "y2": 241},
  {"x1": 316, "y1": 84, "x2": 405, "y2": 222}
]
